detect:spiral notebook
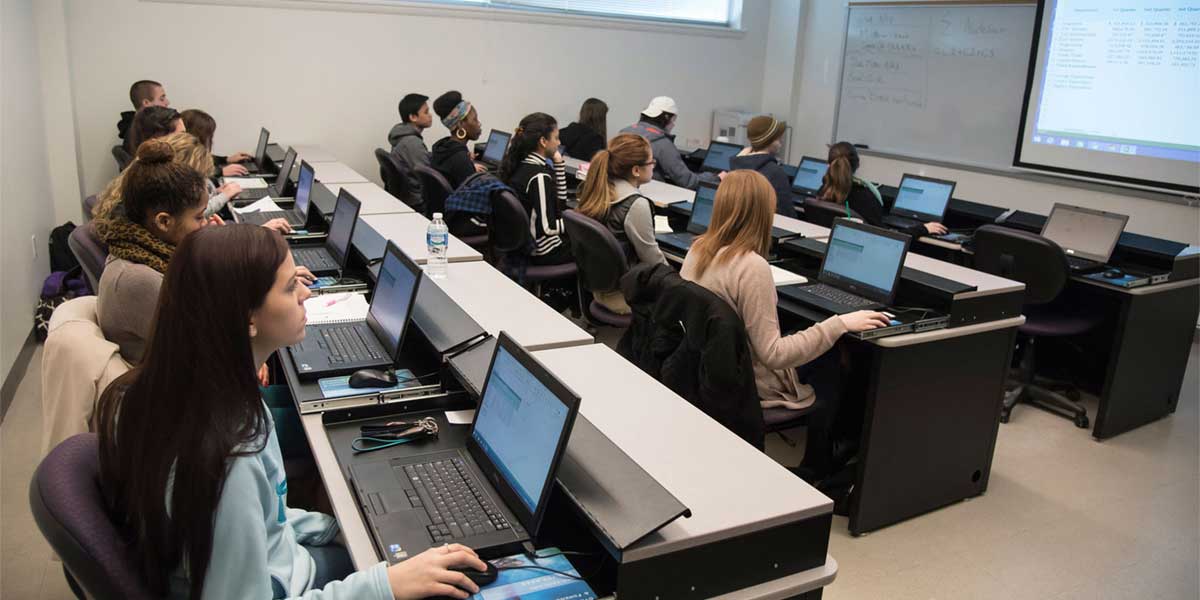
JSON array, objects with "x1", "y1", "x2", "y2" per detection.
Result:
[{"x1": 303, "y1": 293, "x2": 369, "y2": 325}]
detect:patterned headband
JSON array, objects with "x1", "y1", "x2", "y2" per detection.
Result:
[{"x1": 441, "y1": 101, "x2": 473, "y2": 131}]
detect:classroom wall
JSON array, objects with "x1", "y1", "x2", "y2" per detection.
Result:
[
  {"x1": 787, "y1": 0, "x2": 1200, "y2": 246},
  {"x1": 1, "y1": 0, "x2": 60, "y2": 382},
  {"x1": 63, "y1": 0, "x2": 770, "y2": 200}
]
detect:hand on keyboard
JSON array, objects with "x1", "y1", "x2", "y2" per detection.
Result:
[
  {"x1": 839, "y1": 310, "x2": 892, "y2": 332},
  {"x1": 385, "y1": 544, "x2": 488, "y2": 599},
  {"x1": 923, "y1": 222, "x2": 948, "y2": 236}
]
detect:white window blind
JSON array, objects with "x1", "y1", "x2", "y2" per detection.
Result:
[{"x1": 414, "y1": 0, "x2": 736, "y2": 27}]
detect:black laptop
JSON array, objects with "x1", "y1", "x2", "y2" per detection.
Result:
[
  {"x1": 882, "y1": 174, "x2": 955, "y2": 232},
  {"x1": 479, "y1": 130, "x2": 511, "y2": 169},
  {"x1": 291, "y1": 188, "x2": 360, "y2": 275},
  {"x1": 1039, "y1": 203, "x2": 1129, "y2": 274},
  {"x1": 654, "y1": 183, "x2": 718, "y2": 255},
  {"x1": 236, "y1": 160, "x2": 316, "y2": 228},
  {"x1": 288, "y1": 240, "x2": 421, "y2": 379},
  {"x1": 700, "y1": 140, "x2": 742, "y2": 173},
  {"x1": 349, "y1": 331, "x2": 581, "y2": 563},
  {"x1": 780, "y1": 219, "x2": 910, "y2": 315},
  {"x1": 237, "y1": 128, "x2": 275, "y2": 175},
  {"x1": 791, "y1": 156, "x2": 829, "y2": 197},
  {"x1": 233, "y1": 146, "x2": 297, "y2": 202}
]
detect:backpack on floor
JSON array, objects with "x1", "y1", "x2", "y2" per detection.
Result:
[{"x1": 34, "y1": 266, "x2": 91, "y2": 342}]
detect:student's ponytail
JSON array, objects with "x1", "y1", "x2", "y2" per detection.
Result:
[
  {"x1": 820, "y1": 141, "x2": 860, "y2": 204},
  {"x1": 577, "y1": 134, "x2": 651, "y2": 221},
  {"x1": 499, "y1": 112, "x2": 557, "y2": 183}
]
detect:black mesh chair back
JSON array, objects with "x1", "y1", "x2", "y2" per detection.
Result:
[
  {"x1": 562, "y1": 210, "x2": 628, "y2": 294},
  {"x1": 973, "y1": 225, "x2": 1069, "y2": 306}
]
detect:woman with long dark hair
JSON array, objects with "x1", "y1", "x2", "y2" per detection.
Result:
[
  {"x1": 819, "y1": 142, "x2": 947, "y2": 237},
  {"x1": 97, "y1": 224, "x2": 489, "y2": 600},
  {"x1": 180, "y1": 108, "x2": 254, "y2": 177},
  {"x1": 559, "y1": 98, "x2": 608, "y2": 160},
  {"x1": 125, "y1": 105, "x2": 185, "y2": 156},
  {"x1": 499, "y1": 112, "x2": 573, "y2": 266}
]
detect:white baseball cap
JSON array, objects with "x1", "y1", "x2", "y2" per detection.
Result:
[{"x1": 642, "y1": 96, "x2": 678, "y2": 118}]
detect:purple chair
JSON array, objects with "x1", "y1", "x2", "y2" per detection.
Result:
[
  {"x1": 82, "y1": 194, "x2": 99, "y2": 219},
  {"x1": 415, "y1": 164, "x2": 488, "y2": 251},
  {"x1": 30, "y1": 433, "x2": 157, "y2": 600},
  {"x1": 490, "y1": 190, "x2": 578, "y2": 299},
  {"x1": 374, "y1": 148, "x2": 415, "y2": 209},
  {"x1": 111, "y1": 146, "x2": 132, "y2": 172},
  {"x1": 803, "y1": 197, "x2": 861, "y2": 228},
  {"x1": 974, "y1": 225, "x2": 1096, "y2": 428},
  {"x1": 561, "y1": 210, "x2": 631, "y2": 328},
  {"x1": 69, "y1": 222, "x2": 108, "y2": 292}
]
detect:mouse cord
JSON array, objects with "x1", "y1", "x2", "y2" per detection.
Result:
[
  {"x1": 497, "y1": 551, "x2": 609, "y2": 581},
  {"x1": 350, "y1": 436, "x2": 423, "y2": 454}
]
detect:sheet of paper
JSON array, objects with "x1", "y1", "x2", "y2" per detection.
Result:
[
  {"x1": 222, "y1": 176, "x2": 269, "y2": 189},
  {"x1": 303, "y1": 293, "x2": 369, "y2": 325},
  {"x1": 445, "y1": 409, "x2": 476, "y2": 425},
  {"x1": 231, "y1": 197, "x2": 283, "y2": 214},
  {"x1": 654, "y1": 215, "x2": 673, "y2": 234},
  {"x1": 770, "y1": 265, "x2": 807, "y2": 287}
]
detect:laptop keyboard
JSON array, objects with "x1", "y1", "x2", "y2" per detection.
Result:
[
  {"x1": 320, "y1": 326, "x2": 384, "y2": 363},
  {"x1": 293, "y1": 248, "x2": 338, "y2": 271},
  {"x1": 402, "y1": 458, "x2": 512, "y2": 543},
  {"x1": 247, "y1": 210, "x2": 288, "y2": 223},
  {"x1": 804, "y1": 283, "x2": 876, "y2": 308},
  {"x1": 1066, "y1": 256, "x2": 1100, "y2": 271}
]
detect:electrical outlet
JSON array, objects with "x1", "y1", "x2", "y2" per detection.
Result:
[{"x1": 31, "y1": 235, "x2": 37, "y2": 260}]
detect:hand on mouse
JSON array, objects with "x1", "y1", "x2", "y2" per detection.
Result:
[
  {"x1": 839, "y1": 310, "x2": 892, "y2": 332},
  {"x1": 387, "y1": 544, "x2": 488, "y2": 600},
  {"x1": 924, "y1": 222, "x2": 948, "y2": 236}
]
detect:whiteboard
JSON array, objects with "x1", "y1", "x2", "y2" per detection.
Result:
[{"x1": 833, "y1": 2, "x2": 1037, "y2": 169}]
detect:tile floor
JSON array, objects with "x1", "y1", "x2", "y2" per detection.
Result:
[{"x1": 3, "y1": 338, "x2": 1197, "y2": 599}]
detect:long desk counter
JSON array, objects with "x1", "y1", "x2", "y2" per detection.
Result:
[
  {"x1": 353, "y1": 212, "x2": 483, "y2": 266},
  {"x1": 321, "y1": 182, "x2": 415, "y2": 216}
]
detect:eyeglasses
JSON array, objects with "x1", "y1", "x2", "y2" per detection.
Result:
[{"x1": 642, "y1": 159, "x2": 657, "y2": 167}]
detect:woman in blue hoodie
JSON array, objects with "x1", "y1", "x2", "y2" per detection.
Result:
[{"x1": 96, "y1": 224, "x2": 488, "y2": 600}]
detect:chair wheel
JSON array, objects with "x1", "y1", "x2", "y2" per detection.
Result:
[
  {"x1": 1074, "y1": 415, "x2": 1089, "y2": 429},
  {"x1": 999, "y1": 412, "x2": 1010, "y2": 424}
]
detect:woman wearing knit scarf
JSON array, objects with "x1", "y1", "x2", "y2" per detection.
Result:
[{"x1": 96, "y1": 139, "x2": 211, "y2": 363}]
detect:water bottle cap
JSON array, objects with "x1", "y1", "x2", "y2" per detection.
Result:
[{"x1": 432, "y1": 212, "x2": 443, "y2": 219}]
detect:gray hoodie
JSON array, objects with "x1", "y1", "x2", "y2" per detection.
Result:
[
  {"x1": 620, "y1": 121, "x2": 718, "y2": 191},
  {"x1": 387, "y1": 122, "x2": 430, "y2": 208}
]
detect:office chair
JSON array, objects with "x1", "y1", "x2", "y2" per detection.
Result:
[
  {"x1": 803, "y1": 197, "x2": 861, "y2": 228},
  {"x1": 561, "y1": 210, "x2": 632, "y2": 328},
  {"x1": 68, "y1": 222, "x2": 108, "y2": 292},
  {"x1": 373, "y1": 149, "x2": 417, "y2": 211},
  {"x1": 414, "y1": 164, "x2": 452, "y2": 219},
  {"x1": 491, "y1": 190, "x2": 578, "y2": 302},
  {"x1": 111, "y1": 145, "x2": 132, "y2": 172},
  {"x1": 30, "y1": 433, "x2": 157, "y2": 600},
  {"x1": 973, "y1": 225, "x2": 1097, "y2": 428},
  {"x1": 82, "y1": 195, "x2": 98, "y2": 220}
]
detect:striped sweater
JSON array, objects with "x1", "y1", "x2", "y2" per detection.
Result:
[{"x1": 508, "y1": 153, "x2": 568, "y2": 257}]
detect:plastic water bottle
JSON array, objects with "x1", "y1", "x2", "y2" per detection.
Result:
[{"x1": 426, "y1": 213, "x2": 449, "y2": 280}]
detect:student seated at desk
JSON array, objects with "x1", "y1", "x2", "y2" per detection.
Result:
[
  {"x1": 680, "y1": 171, "x2": 889, "y2": 479},
  {"x1": 576, "y1": 133, "x2": 665, "y2": 313},
  {"x1": 181, "y1": 108, "x2": 254, "y2": 178},
  {"x1": 125, "y1": 105, "x2": 185, "y2": 157},
  {"x1": 621, "y1": 96, "x2": 720, "y2": 190},
  {"x1": 500, "y1": 112, "x2": 574, "y2": 267},
  {"x1": 117, "y1": 79, "x2": 169, "y2": 152},
  {"x1": 388, "y1": 92, "x2": 434, "y2": 209},
  {"x1": 819, "y1": 142, "x2": 947, "y2": 238},
  {"x1": 431, "y1": 90, "x2": 488, "y2": 236},
  {"x1": 558, "y1": 97, "x2": 607, "y2": 161},
  {"x1": 95, "y1": 224, "x2": 489, "y2": 600},
  {"x1": 729, "y1": 115, "x2": 797, "y2": 218}
]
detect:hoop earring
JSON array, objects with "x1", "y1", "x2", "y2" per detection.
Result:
[{"x1": 454, "y1": 128, "x2": 467, "y2": 140}]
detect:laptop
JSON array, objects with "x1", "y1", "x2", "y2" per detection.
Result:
[
  {"x1": 1040, "y1": 203, "x2": 1129, "y2": 274},
  {"x1": 236, "y1": 160, "x2": 316, "y2": 228},
  {"x1": 654, "y1": 182, "x2": 718, "y2": 254},
  {"x1": 480, "y1": 130, "x2": 511, "y2": 168},
  {"x1": 238, "y1": 128, "x2": 274, "y2": 175},
  {"x1": 233, "y1": 146, "x2": 297, "y2": 202},
  {"x1": 882, "y1": 174, "x2": 955, "y2": 232},
  {"x1": 700, "y1": 140, "x2": 742, "y2": 173},
  {"x1": 291, "y1": 188, "x2": 360, "y2": 275},
  {"x1": 791, "y1": 156, "x2": 829, "y2": 196},
  {"x1": 288, "y1": 240, "x2": 421, "y2": 379},
  {"x1": 349, "y1": 331, "x2": 581, "y2": 563},
  {"x1": 779, "y1": 219, "x2": 910, "y2": 314}
]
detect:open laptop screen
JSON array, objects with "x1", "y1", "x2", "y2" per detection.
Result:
[
  {"x1": 792, "y1": 157, "x2": 829, "y2": 193},
  {"x1": 471, "y1": 337, "x2": 577, "y2": 527},
  {"x1": 893, "y1": 175, "x2": 955, "y2": 221},
  {"x1": 483, "y1": 130, "x2": 511, "y2": 164},
  {"x1": 821, "y1": 222, "x2": 909, "y2": 304},
  {"x1": 687, "y1": 185, "x2": 717, "y2": 234},
  {"x1": 294, "y1": 161, "x2": 315, "y2": 220},
  {"x1": 255, "y1": 128, "x2": 270, "y2": 163},
  {"x1": 277, "y1": 147, "x2": 297, "y2": 188},
  {"x1": 365, "y1": 243, "x2": 421, "y2": 359},
  {"x1": 701, "y1": 141, "x2": 742, "y2": 172},
  {"x1": 326, "y1": 190, "x2": 360, "y2": 270},
  {"x1": 1041, "y1": 203, "x2": 1129, "y2": 263}
]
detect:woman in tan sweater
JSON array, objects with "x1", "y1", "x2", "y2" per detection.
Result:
[{"x1": 680, "y1": 171, "x2": 888, "y2": 477}]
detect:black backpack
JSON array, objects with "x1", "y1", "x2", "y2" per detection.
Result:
[{"x1": 48, "y1": 222, "x2": 80, "y2": 273}]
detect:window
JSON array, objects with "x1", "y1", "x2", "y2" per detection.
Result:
[{"x1": 411, "y1": 0, "x2": 737, "y2": 27}]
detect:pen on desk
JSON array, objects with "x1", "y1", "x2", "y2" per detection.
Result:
[{"x1": 323, "y1": 293, "x2": 352, "y2": 307}]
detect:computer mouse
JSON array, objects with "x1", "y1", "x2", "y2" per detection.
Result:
[
  {"x1": 449, "y1": 562, "x2": 498, "y2": 587},
  {"x1": 1102, "y1": 269, "x2": 1125, "y2": 279},
  {"x1": 889, "y1": 319, "x2": 902, "y2": 326},
  {"x1": 348, "y1": 369, "x2": 398, "y2": 389}
]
